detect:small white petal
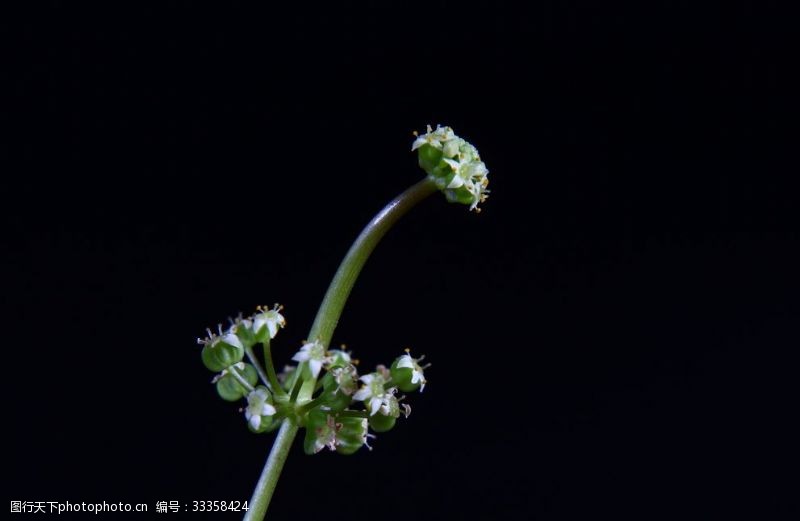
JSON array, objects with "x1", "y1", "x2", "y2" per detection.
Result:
[
  {"x1": 442, "y1": 139, "x2": 460, "y2": 158},
  {"x1": 252, "y1": 316, "x2": 266, "y2": 334},
  {"x1": 443, "y1": 158, "x2": 461, "y2": 172},
  {"x1": 262, "y1": 403, "x2": 276, "y2": 416},
  {"x1": 266, "y1": 321, "x2": 278, "y2": 339},
  {"x1": 249, "y1": 414, "x2": 261, "y2": 430},
  {"x1": 369, "y1": 398, "x2": 382, "y2": 416},
  {"x1": 396, "y1": 355, "x2": 414, "y2": 370},
  {"x1": 447, "y1": 174, "x2": 466, "y2": 189},
  {"x1": 359, "y1": 374, "x2": 375, "y2": 385},
  {"x1": 222, "y1": 333, "x2": 244, "y2": 349},
  {"x1": 292, "y1": 350, "x2": 310, "y2": 363},
  {"x1": 353, "y1": 388, "x2": 370, "y2": 401},
  {"x1": 309, "y1": 358, "x2": 323, "y2": 379}
]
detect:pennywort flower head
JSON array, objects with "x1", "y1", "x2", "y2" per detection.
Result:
[
  {"x1": 413, "y1": 124, "x2": 490, "y2": 212},
  {"x1": 292, "y1": 339, "x2": 327, "y2": 379},
  {"x1": 245, "y1": 386, "x2": 277, "y2": 431}
]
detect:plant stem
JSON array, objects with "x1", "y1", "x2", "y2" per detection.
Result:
[
  {"x1": 243, "y1": 346, "x2": 271, "y2": 390},
  {"x1": 245, "y1": 177, "x2": 437, "y2": 520},
  {"x1": 261, "y1": 338, "x2": 286, "y2": 396},
  {"x1": 229, "y1": 365, "x2": 255, "y2": 393},
  {"x1": 243, "y1": 420, "x2": 299, "y2": 521},
  {"x1": 307, "y1": 177, "x2": 437, "y2": 349}
]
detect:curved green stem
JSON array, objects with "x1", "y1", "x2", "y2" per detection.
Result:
[
  {"x1": 245, "y1": 177, "x2": 437, "y2": 520},
  {"x1": 307, "y1": 177, "x2": 437, "y2": 348}
]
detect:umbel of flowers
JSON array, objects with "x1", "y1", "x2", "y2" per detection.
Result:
[
  {"x1": 412, "y1": 124, "x2": 490, "y2": 212},
  {"x1": 198, "y1": 305, "x2": 428, "y2": 454}
]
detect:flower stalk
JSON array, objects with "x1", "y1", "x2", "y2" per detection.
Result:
[{"x1": 244, "y1": 177, "x2": 437, "y2": 520}]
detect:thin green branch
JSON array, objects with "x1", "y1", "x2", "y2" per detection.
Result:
[
  {"x1": 307, "y1": 177, "x2": 437, "y2": 350},
  {"x1": 243, "y1": 346, "x2": 271, "y2": 390},
  {"x1": 228, "y1": 365, "x2": 255, "y2": 393},
  {"x1": 261, "y1": 337, "x2": 286, "y2": 397}
]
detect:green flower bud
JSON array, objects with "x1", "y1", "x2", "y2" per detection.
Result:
[
  {"x1": 303, "y1": 411, "x2": 337, "y2": 455},
  {"x1": 335, "y1": 416, "x2": 369, "y2": 455},
  {"x1": 199, "y1": 329, "x2": 245, "y2": 372},
  {"x1": 215, "y1": 363, "x2": 258, "y2": 402},
  {"x1": 232, "y1": 317, "x2": 257, "y2": 348},
  {"x1": 417, "y1": 143, "x2": 443, "y2": 174},
  {"x1": 303, "y1": 411, "x2": 371, "y2": 455},
  {"x1": 368, "y1": 413, "x2": 396, "y2": 433},
  {"x1": 320, "y1": 389, "x2": 352, "y2": 414}
]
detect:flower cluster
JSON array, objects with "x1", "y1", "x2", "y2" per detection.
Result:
[
  {"x1": 199, "y1": 305, "x2": 428, "y2": 454},
  {"x1": 198, "y1": 305, "x2": 286, "y2": 432},
  {"x1": 413, "y1": 124, "x2": 490, "y2": 212}
]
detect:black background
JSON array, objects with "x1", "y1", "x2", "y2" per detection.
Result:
[{"x1": 5, "y1": 1, "x2": 797, "y2": 519}]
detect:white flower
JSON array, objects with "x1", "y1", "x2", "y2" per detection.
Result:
[
  {"x1": 411, "y1": 124, "x2": 458, "y2": 151},
  {"x1": 245, "y1": 388, "x2": 276, "y2": 430},
  {"x1": 326, "y1": 349, "x2": 352, "y2": 367},
  {"x1": 330, "y1": 364, "x2": 358, "y2": 396},
  {"x1": 445, "y1": 156, "x2": 490, "y2": 212},
  {"x1": 197, "y1": 325, "x2": 244, "y2": 350},
  {"x1": 252, "y1": 304, "x2": 286, "y2": 339},
  {"x1": 353, "y1": 373, "x2": 397, "y2": 416},
  {"x1": 397, "y1": 353, "x2": 427, "y2": 392},
  {"x1": 291, "y1": 340, "x2": 327, "y2": 378}
]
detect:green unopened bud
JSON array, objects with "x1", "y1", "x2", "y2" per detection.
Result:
[
  {"x1": 317, "y1": 383, "x2": 351, "y2": 415},
  {"x1": 304, "y1": 411, "x2": 337, "y2": 454},
  {"x1": 199, "y1": 328, "x2": 245, "y2": 372},
  {"x1": 215, "y1": 363, "x2": 258, "y2": 402},
  {"x1": 335, "y1": 416, "x2": 370, "y2": 455},
  {"x1": 412, "y1": 124, "x2": 490, "y2": 212},
  {"x1": 368, "y1": 412, "x2": 397, "y2": 433},
  {"x1": 232, "y1": 316, "x2": 257, "y2": 348},
  {"x1": 417, "y1": 143, "x2": 444, "y2": 174}
]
